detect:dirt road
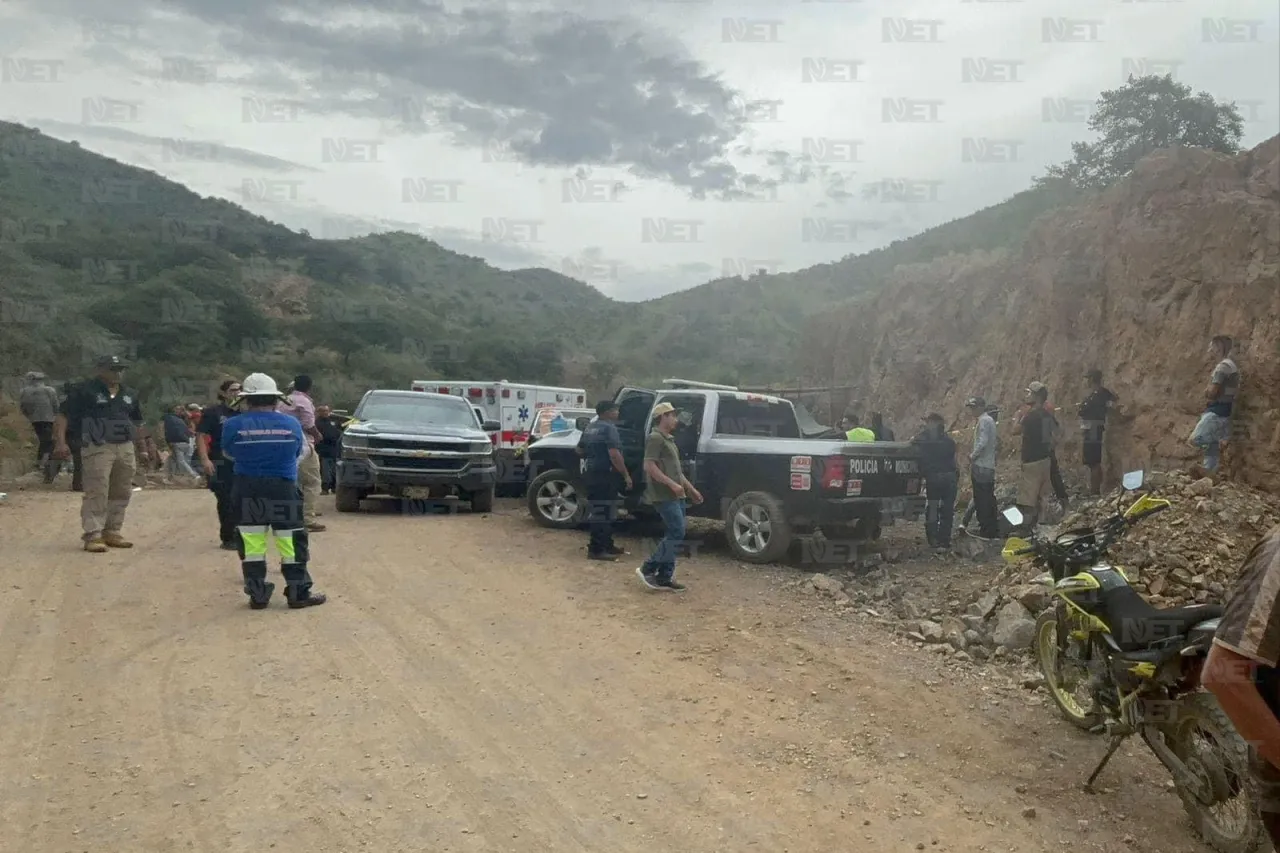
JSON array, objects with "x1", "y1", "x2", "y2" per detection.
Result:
[{"x1": 0, "y1": 488, "x2": 1229, "y2": 852}]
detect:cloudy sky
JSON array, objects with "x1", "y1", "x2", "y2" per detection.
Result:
[{"x1": 1, "y1": 0, "x2": 1276, "y2": 300}]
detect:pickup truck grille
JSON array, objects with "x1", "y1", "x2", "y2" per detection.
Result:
[
  {"x1": 366, "y1": 438, "x2": 470, "y2": 452},
  {"x1": 370, "y1": 456, "x2": 468, "y2": 472}
]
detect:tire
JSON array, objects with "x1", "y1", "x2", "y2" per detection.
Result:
[
  {"x1": 527, "y1": 469, "x2": 585, "y2": 529},
  {"x1": 724, "y1": 490, "x2": 793, "y2": 564},
  {"x1": 335, "y1": 485, "x2": 363, "y2": 513},
  {"x1": 1161, "y1": 692, "x2": 1266, "y2": 853},
  {"x1": 470, "y1": 485, "x2": 495, "y2": 514},
  {"x1": 1034, "y1": 610, "x2": 1101, "y2": 730}
]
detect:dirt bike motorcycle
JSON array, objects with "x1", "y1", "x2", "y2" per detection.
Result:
[{"x1": 1002, "y1": 471, "x2": 1265, "y2": 852}]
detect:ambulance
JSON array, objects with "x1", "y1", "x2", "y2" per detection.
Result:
[{"x1": 410, "y1": 380, "x2": 588, "y2": 492}]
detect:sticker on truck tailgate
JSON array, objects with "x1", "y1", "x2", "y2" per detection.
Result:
[
  {"x1": 790, "y1": 455, "x2": 811, "y2": 473},
  {"x1": 849, "y1": 457, "x2": 920, "y2": 476},
  {"x1": 790, "y1": 472, "x2": 811, "y2": 490},
  {"x1": 847, "y1": 479, "x2": 863, "y2": 496}
]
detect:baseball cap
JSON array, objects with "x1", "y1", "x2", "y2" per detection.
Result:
[
  {"x1": 595, "y1": 399, "x2": 618, "y2": 415},
  {"x1": 965, "y1": 396, "x2": 986, "y2": 409},
  {"x1": 1026, "y1": 381, "x2": 1047, "y2": 394},
  {"x1": 96, "y1": 354, "x2": 127, "y2": 369},
  {"x1": 652, "y1": 401, "x2": 678, "y2": 417}
]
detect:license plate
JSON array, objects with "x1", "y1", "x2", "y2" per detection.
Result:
[
  {"x1": 884, "y1": 498, "x2": 905, "y2": 514},
  {"x1": 404, "y1": 487, "x2": 432, "y2": 499}
]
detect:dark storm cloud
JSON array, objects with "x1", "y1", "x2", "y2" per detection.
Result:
[
  {"x1": 27, "y1": 120, "x2": 319, "y2": 173},
  {"x1": 12, "y1": 0, "x2": 851, "y2": 200}
]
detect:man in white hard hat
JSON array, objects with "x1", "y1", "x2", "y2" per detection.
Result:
[{"x1": 221, "y1": 373, "x2": 327, "y2": 609}]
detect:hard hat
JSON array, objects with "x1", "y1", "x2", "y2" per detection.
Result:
[{"x1": 238, "y1": 372, "x2": 284, "y2": 398}]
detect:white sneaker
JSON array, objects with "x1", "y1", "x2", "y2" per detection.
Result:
[{"x1": 635, "y1": 567, "x2": 661, "y2": 590}]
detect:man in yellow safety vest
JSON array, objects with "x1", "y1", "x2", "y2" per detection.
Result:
[{"x1": 841, "y1": 413, "x2": 876, "y2": 443}]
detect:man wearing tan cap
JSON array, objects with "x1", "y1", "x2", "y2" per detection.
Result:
[{"x1": 635, "y1": 401, "x2": 702, "y2": 592}]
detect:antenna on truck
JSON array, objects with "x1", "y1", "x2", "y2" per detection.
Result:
[{"x1": 662, "y1": 378, "x2": 740, "y2": 391}]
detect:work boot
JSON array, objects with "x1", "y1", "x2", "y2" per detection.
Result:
[
  {"x1": 306, "y1": 522, "x2": 326, "y2": 532},
  {"x1": 282, "y1": 563, "x2": 326, "y2": 608},
  {"x1": 285, "y1": 587, "x2": 327, "y2": 609},
  {"x1": 245, "y1": 580, "x2": 276, "y2": 610},
  {"x1": 84, "y1": 538, "x2": 108, "y2": 553},
  {"x1": 102, "y1": 532, "x2": 133, "y2": 548}
]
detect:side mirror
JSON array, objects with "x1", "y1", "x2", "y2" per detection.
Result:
[
  {"x1": 1003, "y1": 507, "x2": 1024, "y2": 526},
  {"x1": 575, "y1": 417, "x2": 591, "y2": 431},
  {"x1": 1122, "y1": 470, "x2": 1144, "y2": 491},
  {"x1": 481, "y1": 420, "x2": 501, "y2": 432}
]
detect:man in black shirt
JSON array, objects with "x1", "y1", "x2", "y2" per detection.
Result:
[
  {"x1": 1013, "y1": 382, "x2": 1056, "y2": 528},
  {"x1": 61, "y1": 380, "x2": 84, "y2": 491},
  {"x1": 870, "y1": 412, "x2": 895, "y2": 442},
  {"x1": 315, "y1": 404, "x2": 342, "y2": 495},
  {"x1": 579, "y1": 400, "x2": 632, "y2": 560},
  {"x1": 912, "y1": 413, "x2": 958, "y2": 551},
  {"x1": 196, "y1": 379, "x2": 242, "y2": 550},
  {"x1": 53, "y1": 355, "x2": 147, "y2": 552},
  {"x1": 1077, "y1": 369, "x2": 1117, "y2": 496}
]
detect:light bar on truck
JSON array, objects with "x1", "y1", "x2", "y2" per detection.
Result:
[{"x1": 662, "y1": 378, "x2": 740, "y2": 391}]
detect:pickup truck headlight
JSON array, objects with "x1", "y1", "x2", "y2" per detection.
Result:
[
  {"x1": 471, "y1": 441, "x2": 494, "y2": 454},
  {"x1": 342, "y1": 434, "x2": 370, "y2": 450}
]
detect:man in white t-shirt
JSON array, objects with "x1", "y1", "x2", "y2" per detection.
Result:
[{"x1": 1190, "y1": 335, "x2": 1240, "y2": 476}]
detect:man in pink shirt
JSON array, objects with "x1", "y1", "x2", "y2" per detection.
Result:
[{"x1": 277, "y1": 375, "x2": 325, "y2": 531}]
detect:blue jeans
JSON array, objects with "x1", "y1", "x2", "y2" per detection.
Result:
[
  {"x1": 641, "y1": 499, "x2": 686, "y2": 583},
  {"x1": 1190, "y1": 412, "x2": 1230, "y2": 471}
]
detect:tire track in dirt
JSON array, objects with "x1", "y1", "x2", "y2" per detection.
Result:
[
  {"x1": 0, "y1": 565, "x2": 65, "y2": 849},
  {"x1": 155, "y1": 643, "x2": 236, "y2": 853},
  {"x1": 336, "y1": 529, "x2": 1008, "y2": 852},
  {"x1": 331, "y1": 545, "x2": 832, "y2": 851}
]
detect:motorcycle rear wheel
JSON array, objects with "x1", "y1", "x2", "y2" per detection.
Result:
[
  {"x1": 1034, "y1": 610, "x2": 1101, "y2": 730},
  {"x1": 1162, "y1": 692, "x2": 1265, "y2": 853}
]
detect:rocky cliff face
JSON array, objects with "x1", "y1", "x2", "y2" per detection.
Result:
[{"x1": 804, "y1": 137, "x2": 1280, "y2": 492}]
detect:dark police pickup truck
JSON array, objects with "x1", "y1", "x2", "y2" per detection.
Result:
[
  {"x1": 524, "y1": 380, "x2": 925, "y2": 563},
  {"x1": 335, "y1": 390, "x2": 501, "y2": 514}
]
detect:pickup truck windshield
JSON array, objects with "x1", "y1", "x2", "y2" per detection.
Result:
[
  {"x1": 356, "y1": 395, "x2": 477, "y2": 428},
  {"x1": 714, "y1": 397, "x2": 801, "y2": 439}
]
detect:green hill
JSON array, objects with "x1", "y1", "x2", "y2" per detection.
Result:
[{"x1": 0, "y1": 120, "x2": 1078, "y2": 416}]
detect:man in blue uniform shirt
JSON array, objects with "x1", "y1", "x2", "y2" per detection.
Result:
[
  {"x1": 222, "y1": 373, "x2": 327, "y2": 610},
  {"x1": 579, "y1": 400, "x2": 632, "y2": 561}
]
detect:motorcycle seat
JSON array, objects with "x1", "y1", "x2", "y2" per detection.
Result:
[{"x1": 1102, "y1": 585, "x2": 1224, "y2": 652}]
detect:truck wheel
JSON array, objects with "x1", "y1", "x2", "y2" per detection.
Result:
[
  {"x1": 335, "y1": 486, "x2": 363, "y2": 513},
  {"x1": 470, "y1": 485, "x2": 495, "y2": 514},
  {"x1": 527, "y1": 469, "x2": 585, "y2": 529},
  {"x1": 724, "y1": 490, "x2": 792, "y2": 564}
]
